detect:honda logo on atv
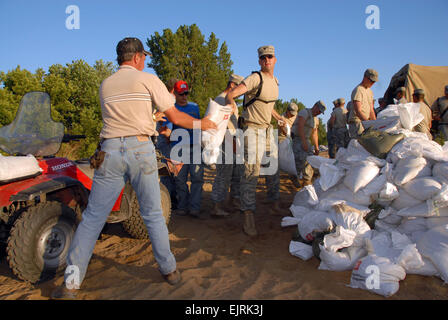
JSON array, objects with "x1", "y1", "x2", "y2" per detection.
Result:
[{"x1": 51, "y1": 162, "x2": 73, "y2": 171}]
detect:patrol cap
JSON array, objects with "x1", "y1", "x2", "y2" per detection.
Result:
[
  {"x1": 116, "y1": 37, "x2": 152, "y2": 57},
  {"x1": 332, "y1": 99, "x2": 338, "y2": 106},
  {"x1": 364, "y1": 68, "x2": 379, "y2": 82},
  {"x1": 413, "y1": 88, "x2": 425, "y2": 96},
  {"x1": 337, "y1": 98, "x2": 345, "y2": 105},
  {"x1": 314, "y1": 100, "x2": 326, "y2": 114},
  {"x1": 395, "y1": 87, "x2": 406, "y2": 94},
  {"x1": 229, "y1": 74, "x2": 244, "y2": 85},
  {"x1": 258, "y1": 45, "x2": 275, "y2": 58},
  {"x1": 287, "y1": 102, "x2": 298, "y2": 115},
  {"x1": 174, "y1": 80, "x2": 189, "y2": 94}
]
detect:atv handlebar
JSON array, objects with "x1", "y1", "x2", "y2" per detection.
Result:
[{"x1": 62, "y1": 134, "x2": 86, "y2": 142}]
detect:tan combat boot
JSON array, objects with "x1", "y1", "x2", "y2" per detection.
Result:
[
  {"x1": 211, "y1": 202, "x2": 230, "y2": 217},
  {"x1": 243, "y1": 210, "x2": 258, "y2": 236}
]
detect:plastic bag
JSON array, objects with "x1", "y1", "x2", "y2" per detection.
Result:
[
  {"x1": 397, "y1": 103, "x2": 425, "y2": 130},
  {"x1": 298, "y1": 211, "x2": 334, "y2": 242},
  {"x1": 417, "y1": 224, "x2": 448, "y2": 283},
  {"x1": 0, "y1": 154, "x2": 43, "y2": 182},
  {"x1": 392, "y1": 156, "x2": 428, "y2": 186},
  {"x1": 319, "y1": 163, "x2": 345, "y2": 191},
  {"x1": 432, "y1": 162, "x2": 448, "y2": 185},
  {"x1": 289, "y1": 241, "x2": 314, "y2": 260},
  {"x1": 292, "y1": 185, "x2": 319, "y2": 208},
  {"x1": 402, "y1": 177, "x2": 442, "y2": 201},
  {"x1": 343, "y1": 161, "x2": 380, "y2": 193},
  {"x1": 278, "y1": 127, "x2": 297, "y2": 176}
]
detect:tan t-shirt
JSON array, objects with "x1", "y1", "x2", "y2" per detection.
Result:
[
  {"x1": 332, "y1": 107, "x2": 348, "y2": 129},
  {"x1": 241, "y1": 72, "x2": 279, "y2": 128},
  {"x1": 414, "y1": 102, "x2": 432, "y2": 136},
  {"x1": 99, "y1": 65, "x2": 175, "y2": 138},
  {"x1": 431, "y1": 96, "x2": 448, "y2": 122},
  {"x1": 349, "y1": 84, "x2": 373, "y2": 123},
  {"x1": 292, "y1": 108, "x2": 318, "y2": 140},
  {"x1": 215, "y1": 91, "x2": 238, "y2": 133}
]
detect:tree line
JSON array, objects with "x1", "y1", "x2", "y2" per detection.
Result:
[{"x1": 0, "y1": 24, "x2": 327, "y2": 159}]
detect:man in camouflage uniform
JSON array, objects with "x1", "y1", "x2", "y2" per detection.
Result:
[
  {"x1": 291, "y1": 101, "x2": 326, "y2": 187},
  {"x1": 431, "y1": 85, "x2": 448, "y2": 142},
  {"x1": 329, "y1": 98, "x2": 349, "y2": 156},
  {"x1": 412, "y1": 88, "x2": 432, "y2": 139},
  {"x1": 395, "y1": 87, "x2": 408, "y2": 104},
  {"x1": 327, "y1": 101, "x2": 337, "y2": 158},
  {"x1": 211, "y1": 74, "x2": 244, "y2": 217},
  {"x1": 226, "y1": 45, "x2": 284, "y2": 236},
  {"x1": 348, "y1": 68, "x2": 378, "y2": 138},
  {"x1": 278, "y1": 102, "x2": 298, "y2": 143}
]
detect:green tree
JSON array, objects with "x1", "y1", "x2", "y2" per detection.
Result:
[{"x1": 146, "y1": 24, "x2": 233, "y2": 115}]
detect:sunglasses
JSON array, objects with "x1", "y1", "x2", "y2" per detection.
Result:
[
  {"x1": 178, "y1": 92, "x2": 189, "y2": 96},
  {"x1": 260, "y1": 54, "x2": 274, "y2": 60}
]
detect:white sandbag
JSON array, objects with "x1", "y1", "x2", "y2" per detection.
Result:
[
  {"x1": 391, "y1": 188, "x2": 424, "y2": 211},
  {"x1": 343, "y1": 161, "x2": 380, "y2": 193},
  {"x1": 397, "y1": 103, "x2": 424, "y2": 130},
  {"x1": 378, "y1": 182, "x2": 399, "y2": 202},
  {"x1": 431, "y1": 184, "x2": 448, "y2": 209},
  {"x1": 292, "y1": 185, "x2": 319, "y2": 208},
  {"x1": 326, "y1": 184, "x2": 372, "y2": 206},
  {"x1": 402, "y1": 177, "x2": 441, "y2": 201},
  {"x1": 0, "y1": 154, "x2": 43, "y2": 182},
  {"x1": 289, "y1": 205, "x2": 310, "y2": 219},
  {"x1": 433, "y1": 162, "x2": 448, "y2": 184},
  {"x1": 374, "y1": 220, "x2": 399, "y2": 233},
  {"x1": 318, "y1": 163, "x2": 345, "y2": 191},
  {"x1": 392, "y1": 156, "x2": 428, "y2": 186},
  {"x1": 298, "y1": 211, "x2": 334, "y2": 242},
  {"x1": 378, "y1": 208, "x2": 402, "y2": 225},
  {"x1": 426, "y1": 216, "x2": 448, "y2": 229},
  {"x1": 349, "y1": 254, "x2": 406, "y2": 297},
  {"x1": 330, "y1": 210, "x2": 371, "y2": 236},
  {"x1": 360, "y1": 174, "x2": 386, "y2": 197},
  {"x1": 430, "y1": 206, "x2": 448, "y2": 217},
  {"x1": 318, "y1": 245, "x2": 367, "y2": 271},
  {"x1": 323, "y1": 226, "x2": 357, "y2": 252},
  {"x1": 201, "y1": 99, "x2": 233, "y2": 165},
  {"x1": 362, "y1": 116, "x2": 401, "y2": 133},
  {"x1": 306, "y1": 155, "x2": 335, "y2": 169},
  {"x1": 394, "y1": 244, "x2": 425, "y2": 272},
  {"x1": 320, "y1": 200, "x2": 370, "y2": 218},
  {"x1": 389, "y1": 137, "x2": 448, "y2": 163},
  {"x1": 281, "y1": 217, "x2": 302, "y2": 227},
  {"x1": 377, "y1": 104, "x2": 399, "y2": 119},
  {"x1": 406, "y1": 256, "x2": 440, "y2": 277},
  {"x1": 289, "y1": 241, "x2": 314, "y2": 260},
  {"x1": 278, "y1": 135, "x2": 297, "y2": 176},
  {"x1": 416, "y1": 224, "x2": 448, "y2": 283},
  {"x1": 397, "y1": 217, "x2": 428, "y2": 236},
  {"x1": 396, "y1": 202, "x2": 433, "y2": 218},
  {"x1": 346, "y1": 139, "x2": 371, "y2": 159}
]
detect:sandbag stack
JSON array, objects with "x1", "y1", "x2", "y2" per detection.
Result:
[{"x1": 284, "y1": 104, "x2": 448, "y2": 297}]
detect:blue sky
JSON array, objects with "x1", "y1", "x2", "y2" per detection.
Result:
[{"x1": 0, "y1": 0, "x2": 447, "y2": 123}]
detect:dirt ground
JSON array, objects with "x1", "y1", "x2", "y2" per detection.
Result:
[{"x1": 0, "y1": 167, "x2": 447, "y2": 300}]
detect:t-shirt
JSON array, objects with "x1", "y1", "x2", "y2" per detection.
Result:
[
  {"x1": 292, "y1": 108, "x2": 318, "y2": 140},
  {"x1": 215, "y1": 91, "x2": 238, "y2": 134},
  {"x1": 431, "y1": 96, "x2": 448, "y2": 122},
  {"x1": 414, "y1": 102, "x2": 432, "y2": 136},
  {"x1": 241, "y1": 72, "x2": 279, "y2": 128},
  {"x1": 164, "y1": 102, "x2": 201, "y2": 147},
  {"x1": 99, "y1": 65, "x2": 175, "y2": 138},
  {"x1": 331, "y1": 107, "x2": 348, "y2": 129},
  {"x1": 349, "y1": 84, "x2": 373, "y2": 123}
]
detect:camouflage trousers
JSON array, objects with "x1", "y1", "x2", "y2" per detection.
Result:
[
  {"x1": 332, "y1": 127, "x2": 350, "y2": 154},
  {"x1": 327, "y1": 130, "x2": 335, "y2": 158},
  {"x1": 211, "y1": 139, "x2": 243, "y2": 203},
  {"x1": 292, "y1": 137, "x2": 314, "y2": 182},
  {"x1": 439, "y1": 124, "x2": 448, "y2": 141},
  {"x1": 240, "y1": 125, "x2": 280, "y2": 212},
  {"x1": 348, "y1": 121, "x2": 364, "y2": 139}
]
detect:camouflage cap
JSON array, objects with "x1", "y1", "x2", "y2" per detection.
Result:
[
  {"x1": 364, "y1": 68, "x2": 379, "y2": 82},
  {"x1": 395, "y1": 86, "x2": 406, "y2": 94},
  {"x1": 258, "y1": 45, "x2": 275, "y2": 58},
  {"x1": 332, "y1": 99, "x2": 338, "y2": 106},
  {"x1": 337, "y1": 98, "x2": 345, "y2": 105},
  {"x1": 314, "y1": 100, "x2": 326, "y2": 114},
  {"x1": 229, "y1": 74, "x2": 244, "y2": 85},
  {"x1": 413, "y1": 88, "x2": 425, "y2": 96},
  {"x1": 287, "y1": 102, "x2": 298, "y2": 115}
]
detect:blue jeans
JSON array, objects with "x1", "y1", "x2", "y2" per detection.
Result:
[
  {"x1": 65, "y1": 136, "x2": 176, "y2": 287},
  {"x1": 174, "y1": 148, "x2": 204, "y2": 212}
]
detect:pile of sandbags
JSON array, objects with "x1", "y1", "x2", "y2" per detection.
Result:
[{"x1": 284, "y1": 116, "x2": 448, "y2": 297}]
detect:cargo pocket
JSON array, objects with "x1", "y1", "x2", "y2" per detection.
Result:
[{"x1": 134, "y1": 150, "x2": 157, "y2": 175}]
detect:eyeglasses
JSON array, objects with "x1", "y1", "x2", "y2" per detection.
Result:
[{"x1": 260, "y1": 54, "x2": 274, "y2": 60}]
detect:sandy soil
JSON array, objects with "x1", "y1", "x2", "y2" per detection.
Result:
[{"x1": 0, "y1": 168, "x2": 447, "y2": 300}]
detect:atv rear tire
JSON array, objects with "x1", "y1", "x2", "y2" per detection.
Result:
[
  {"x1": 121, "y1": 182, "x2": 171, "y2": 240},
  {"x1": 6, "y1": 201, "x2": 77, "y2": 283}
]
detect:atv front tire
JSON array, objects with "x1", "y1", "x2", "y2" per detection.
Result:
[{"x1": 7, "y1": 201, "x2": 78, "y2": 283}]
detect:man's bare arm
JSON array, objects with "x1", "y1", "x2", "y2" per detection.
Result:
[
  {"x1": 226, "y1": 83, "x2": 248, "y2": 110},
  {"x1": 164, "y1": 106, "x2": 216, "y2": 131}
]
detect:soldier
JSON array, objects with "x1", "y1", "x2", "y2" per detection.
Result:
[
  {"x1": 412, "y1": 88, "x2": 432, "y2": 139},
  {"x1": 329, "y1": 98, "x2": 349, "y2": 156},
  {"x1": 278, "y1": 102, "x2": 298, "y2": 143},
  {"x1": 211, "y1": 74, "x2": 244, "y2": 217},
  {"x1": 431, "y1": 85, "x2": 448, "y2": 141},
  {"x1": 291, "y1": 101, "x2": 326, "y2": 187},
  {"x1": 348, "y1": 68, "x2": 378, "y2": 138},
  {"x1": 225, "y1": 45, "x2": 284, "y2": 236},
  {"x1": 395, "y1": 87, "x2": 408, "y2": 104},
  {"x1": 327, "y1": 100, "x2": 337, "y2": 159},
  {"x1": 375, "y1": 97, "x2": 388, "y2": 116}
]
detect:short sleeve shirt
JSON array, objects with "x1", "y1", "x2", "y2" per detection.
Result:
[
  {"x1": 414, "y1": 102, "x2": 432, "y2": 135},
  {"x1": 241, "y1": 72, "x2": 279, "y2": 128},
  {"x1": 349, "y1": 84, "x2": 373, "y2": 123},
  {"x1": 332, "y1": 107, "x2": 348, "y2": 129},
  {"x1": 292, "y1": 108, "x2": 318, "y2": 140},
  {"x1": 99, "y1": 65, "x2": 175, "y2": 138},
  {"x1": 431, "y1": 96, "x2": 448, "y2": 122}
]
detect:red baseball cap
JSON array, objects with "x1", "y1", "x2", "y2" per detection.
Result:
[{"x1": 174, "y1": 80, "x2": 189, "y2": 94}]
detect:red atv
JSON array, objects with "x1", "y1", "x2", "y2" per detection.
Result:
[{"x1": 0, "y1": 91, "x2": 175, "y2": 283}]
